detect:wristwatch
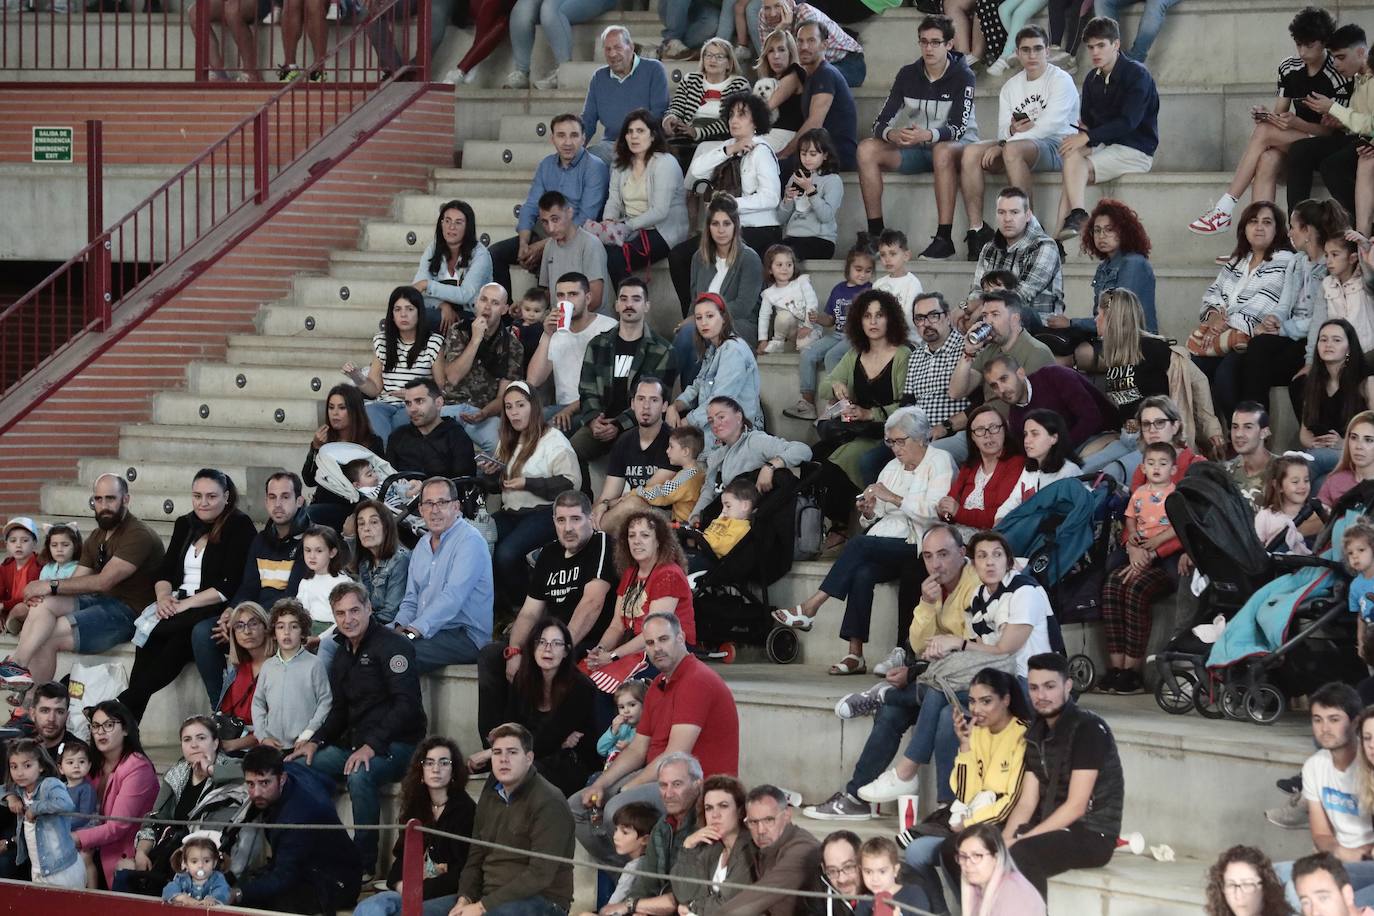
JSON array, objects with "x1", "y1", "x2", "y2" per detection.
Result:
[{"x1": 49, "y1": 580, "x2": 59, "y2": 596}]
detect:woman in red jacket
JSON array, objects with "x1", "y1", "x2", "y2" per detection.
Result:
[
  {"x1": 936, "y1": 404, "x2": 1026, "y2": 537},
  {"x1": 73, "y1": 699, "x2": 159, "y2": 889}
]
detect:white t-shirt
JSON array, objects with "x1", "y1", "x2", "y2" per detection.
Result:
[
  {"x1": 547, "y1": 313, "x2": 617, "y2": 406},
  {"x1": 1304, "y1": 749, "x2": 1374, "y2": 850},
  {"x1": 875, "y1": 272, "x2": 924, "y2": 339},
  {"x1": 967, "y1": 571, "x2": 1053, "y2": 678}
]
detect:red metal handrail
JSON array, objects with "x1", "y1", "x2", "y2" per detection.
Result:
[{"x1": 0, "y1": 0, "x2": 431, "y2": 398}]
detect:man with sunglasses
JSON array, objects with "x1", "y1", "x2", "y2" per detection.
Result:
[{"x1": 1, "y1": 474, "x2": 164, "y2": 691}]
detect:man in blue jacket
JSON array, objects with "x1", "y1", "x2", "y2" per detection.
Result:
[
  {"x1": 1052, "y1": 16, "x2": 1159, "y2": 241},
  {"x1": 228, "y1": 746, "x2": 362, "y2": 913}
]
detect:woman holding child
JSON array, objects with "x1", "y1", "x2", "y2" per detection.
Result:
[{"x1": 301, "y1": 384, "x2": 382, "y2": 531}]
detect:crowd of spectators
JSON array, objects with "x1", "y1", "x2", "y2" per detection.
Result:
[{"x1": 19, "y1": 1, "x2": 1374, "y2": 913}]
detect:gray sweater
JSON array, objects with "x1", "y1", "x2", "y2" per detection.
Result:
[
  {"x1": 250, "y1": 647, "x2": 333, "y2": 745},
  {"x1": 692, "y1": 428, "x2": 812, "y2": 518},
  {"x1": 606, "y1": 152, "x2": 690, "y2": 248},
  {"x1": 776, "y1": 172, "x2": 843, "y2": 244},
  {"x1": 689, "y1": 247, "x2": 764, "y2": 345}
]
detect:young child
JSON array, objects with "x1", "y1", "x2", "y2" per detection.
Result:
[
  {"x1": 4, "y1": 739, "x2": 84, "y2": 888},
  {"x1": 516, "y1": 286, "x2": 551, "y2": 375},
  {"x1": 1, "y1": 517, "x2": 41, "y2": 629},
  {"x1": 252, "y1": 599, "x2": 333, "y2": 754},
  {"x1": 786, "y1": 246, "x2": 874, "y2": 420},
  {"x1": 601, "y1": 802, "x2": 657, "y2": 911},
  {"x1": 757, "y1": 244, "x2": 821, "y2": 354},
  {"x1": 1321, "y1": 234, "x2": 1374, "y2": 355},
  {"x1": 596, "y1": 679, "x2": 647, "y2": 767},
  {"x1": 293, "y1": 526, "x2": 354, "y2": 638},
  {"x1": 1345, "y1": 522, "x2": 1374, "y2": 661},
  {"x1": 872, "y1": 230, "x2": 923, "y2": 340},
  {"x1": 703, "y1": 478, "x2": 758, "y2": 560},
  {"x1": 38, "y1": 523, "x2": 81, "y2": 583},
  {"x1": 632, "y1": 426, "x2": 706, "y2": 525},
  {"x1": 778, "y1": 128, "x2": 845, "y2": 261},
  {"x1": 855, "y1": 837, "x2": 927, "y2": 916},
  {"x1": 1254, "y1": 455, "x2": 1321, "y2": 555},
  {"x1": 162, "y1": 833, "x2": 232, "y2": 906},
  {"x1": 58, "y1": 739, "x2": 97, "y2": 888}
]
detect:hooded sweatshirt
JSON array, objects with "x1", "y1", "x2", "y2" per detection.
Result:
[
  {"x1": 229, "y1": 507, "x2": 311, "y2": 607},
  {"x1": 871, "y1": 51, "x2": 979, "y2": 144}
]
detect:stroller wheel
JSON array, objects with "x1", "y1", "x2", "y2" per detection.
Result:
[
  {"x1": 1067, "y1": 654, "x2": 1096, "y2": 694},
  {"x1": 766, "y1": 626, "x2": 800, "y2": 665},
  {"x1": 1220, "y1": 683, "x2": 1249, "y2": 721},
  {"x1": 718, "y1": 642, "x2": 737, "y2": 665},
  {"x1": 1154, "y1": 670, "x2": 1198, "y2": 716},
  {"x1": 1193, "y1": 675, "x2": 1225, "y2": 720},
  {"x1": 1245, "y1": 682, "x2": 1286, "y2": 726}
]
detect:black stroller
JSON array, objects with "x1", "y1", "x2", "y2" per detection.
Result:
[
  {"x1": 1152, "y1": 464, "x2": 1362, "y2": 725},
  {"x1": 679, "y1": 462, "x2": 825, "y2": 665},
  {"x1": 381, "y1": 473, "x2": 494, "y2": 549}
]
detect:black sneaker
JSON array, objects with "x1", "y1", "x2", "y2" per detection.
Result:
[
  {"x1": 1097, "y1": 667, "x2": 1122, "y2": 693},
  {"x1": 918, "y1": 235, "x2": 956, "y2": 260},
  {"x1": 966, "y1": 224, "x2": 994, "y2": 261},
  {"x1": 1114, "y1": 669, "x2": 1145, "y2": 695},
  {"x1": 1276, "y1": 773, "x2": 1303, "y2": 796},
  {"x1": 1056, "y1": 208, "x2": 1089, "y2": 241}
]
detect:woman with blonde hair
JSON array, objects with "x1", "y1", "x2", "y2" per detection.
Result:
[
  {"x1": 214, "y1": 601, "x2": 274, "y2": 755},
  {"x1": 663, "y1": 38, "x2": 754, "y2": 146},
  {"x1": 1318, "y1": 410, "x2": 1374, "y2": 507},
  {"x1": 754, "y1": 29, "x2": 805, "y2": 153}
]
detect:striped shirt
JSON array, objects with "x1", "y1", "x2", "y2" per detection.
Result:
[
  {"x1": 1200, "y1": 251, "x2": 1295, "y2": 335},
  {"x1": 372, "y1": 332, "x2": 442, "y2": 402}
]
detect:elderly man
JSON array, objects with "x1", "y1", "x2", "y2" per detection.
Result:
[
  {"x1": 445, "y1": 723, "x2": 576, "y2": 916},
  {"x1": 573, "y1": 612, "x2": 739, "y2": 864},
  {"x1": 804, "y1": 524, "x2": 977, "y2": 821},
  {"x1": 0, "y1": 474, "x2": 165, "y2": 690},
  {"x1": 288, "y1": 582, "x2": 426, "y2": 877},
  {"x1": 437, "y1": 282, "x2": 524, "y2": 455},
  {"x1": 394, "y1": 477, "x2": 494, "y2": 671},
  {"x1": 582, "y1": 26, "x2": 669, "y2": 164},
  {"x1": 601, "y1": 753, "x2": 704, "y2": 916},
  {"x1": 714, "y1": 786, "x2": 821, "y2": 915}
]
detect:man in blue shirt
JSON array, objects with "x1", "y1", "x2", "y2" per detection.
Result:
[
  {"x1": 393, "y1": 476, "x2": 494, "y2": 670},
  {"x1": 784, "y1": 21, "x2": 858, "y2": 172},
  {"x1": 581, "y1": 25, "x2": 670, "y2": 164},
  {"x1": 489, "y1": 113, "x2": 610, "y2": 296}
]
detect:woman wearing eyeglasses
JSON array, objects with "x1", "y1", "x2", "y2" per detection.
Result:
[
  {"x1": 118, "y1": 469, "x2": 256, "y2": 722},
  {"x1": 1203, "y1": 845, "x2": 1289, "y2": 916},
  {"x1": 211, "y1": 601, "x2": 275, "y2": 756},
  {"x1": 467, "y1": 618, "x2": 598, "y2": 795},
  {"x1": 356, "y1": 737, "x2": 476, "y2": 916},
  {"x1": 935, "y1": 403, "x2": 1025, "y2": 540},
  {"x1": 72, "y1": 700, "x2": 158, "y2": 891},
  {"x1": 955, "y1": 823, "x2": 1045, "y2": 916}
]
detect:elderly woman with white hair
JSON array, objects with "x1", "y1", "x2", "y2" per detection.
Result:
[{"x1": 772, "y1": 406, "x2": 955, "y2": 675}]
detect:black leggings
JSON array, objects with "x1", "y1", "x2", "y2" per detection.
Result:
[
  {"x1": 781, "y1": 235, "x2": 837, "y2": 261},
  {"x1": 119, "y1": 611, "x2": 220, "y2": 720},
  {"x1": 1233, "y1": 334, "x2": 1306, "y2": 419},
  {"x1": 606, "y1": 228, "x2": 671, "y2": 287},
  {"x1": 974, "y1": 0, "x2": 1008, "y2": 58},
  {"x1": 1048, "y1": 0, "x2": 1092, "y2": 52}
]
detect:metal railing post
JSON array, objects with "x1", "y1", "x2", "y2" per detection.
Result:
[
  {"x1": 194, "y1": 0, "x2": 210, "y2": 82},
  {"x1": 253, "y1": 109, "x2": 270, "y2": 204},
  {"x1": 85, "y1": 119, "x2": 109, "y2": 331},
  {"x1": 417, "y1": 0, "x2": 431, "y2": 82},
  {"x1": 401, "y1": 819, "x2": 424, "y2": 916}
]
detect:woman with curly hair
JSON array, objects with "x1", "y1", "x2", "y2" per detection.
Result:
[
  {"x1": 1204, "y1": 845, "x2": 1291, "y2": 916},
  {"x1": 1082, "y1": 198, "x2": 1156, "y2": 332}
]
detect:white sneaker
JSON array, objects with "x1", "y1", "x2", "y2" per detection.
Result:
[
  {"x1": 324, "y1": 1, "x2": 337, "y2": 18},
  {"x1": 533, "y1": 69, "x2": 560, "y2": 90},
  {"x1": 762, "y1": 339, "x2": 784, "y2": 354},
  {"x1": 442, "y1": 67, "x2": 465, "y2": 85},
  {"x1": 660, "y1": 38, "x2": 692, "y2": 60},
  {"x1": 502, "y1": 70, "x2": 530, "y2": 89},
  {"x1": 1189, "y1": 207, "x2": 1232, "y2": 235},
  {"x1": 857, "y1": 767, "x2": 921, "y2": 803},
  {"x1": 985, "y1": 57, "x2": 1010, "y2": 76},
  {"x1": 873, "y1": 645, "x2": 906, "y2": 677}
]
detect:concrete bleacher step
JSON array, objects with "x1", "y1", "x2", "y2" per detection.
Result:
[
  {"x1": 151, "y1": 390, "x2": 325, "y2": 431},
  {"x1": 117, "y1": 422, "x2": 315, "y2": 467},
  {"x1": 225, "y1": 333, "x2": 369, "y2": 369},
  {"x1": 39, "y1": 482, "x2": 265, "y2": 524},
  {"x1": 74, "y1": 457, "x2": 253, "y2": 494}
]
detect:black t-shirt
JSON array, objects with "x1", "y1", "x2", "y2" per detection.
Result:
[
  {"x1": 1277, "y1": 54, "x2": 1351, "y2": 125},
  {"x1": 1103, "y1": 335, "x2": 1172, "y2": 426},
  {"x1": 606, "y1": 335, "x2": 641, "y2": 420},
  {"x1": 607, "y1": 425, "x2": 674, "y2": 489},
  {"x1": 1308, "y1": 363, "x2": 1374, "y2": 435},
  {"x1": 529, "y1": 530, "x2": 617, "y2": 634}
]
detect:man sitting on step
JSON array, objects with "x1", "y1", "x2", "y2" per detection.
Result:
[
  {"x1": 385, "y1": 377, "x2": 478, "y2": 483},
  {"x1": 1294, "y1": 853, "x2": 1374, "y2": 916},
  {"x1": 803, "y1": 523, "x2": 975, "y2": 821},
  {"x1": 598, "y1": 753, "x2": 704, "y2": 916},
  {"x1": 436, "y1": 283, "x2": 526, "y2": 455},
  {"x1": 717, "y1": 785, "x2": 823, "y2": 916},
  {"x1": 488, "y1": 113, "x2": 609, "y2": 298},
  {"x1": 581, "y1": 26, "x2": 670, "y2": 165},
  {"x1": 592, "y1": 375, "x2": 678, "y2": 535},
  {"x1": 0, "y1": 473, "x2": 165, "y2": 694},
  {"x1": 526, "y1": 271, "x2": 618, "y2": 431},
  {"x1": 982, "y1": 355, "x2": 1119, "y2": 458}
]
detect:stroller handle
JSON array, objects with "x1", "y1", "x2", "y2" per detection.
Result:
[{"x1": 1269, "y1": 553, "x2": 1346, "y2": 573}]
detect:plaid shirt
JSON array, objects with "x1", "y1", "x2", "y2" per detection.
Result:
[
  {"x1": 903, "y1": 329, "x2": 970, "y2": 426},
  {"x1": 575, "y1": 327, "x2": 673, "y2": 430},
  {"x1": 971, "y1": 219, "x2": 1065, "y2": 315},
  {"x1": 759, "y1": 3, "x2": 862, "y2": 60}
]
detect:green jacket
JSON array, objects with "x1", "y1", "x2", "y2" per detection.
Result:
[
  {"x1": 628, "y1": 805, "x2": 700, "y2": 900},
  {"x1": 457, "y1": 770, "x2": 575, "y2": 910},
  {"x1": 822, "y1": 344, "x2": 911, "y2": 421},
  {"x1": 575, "y1": 326, "x2": 673, "y2": 430},
  {"x1": 670, "y1": 832, "x2": 756, "y2": 915}
]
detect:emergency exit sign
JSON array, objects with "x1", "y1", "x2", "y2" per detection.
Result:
[{"x1": 32, "y1": 126, "x2": 74, "y2": 163}]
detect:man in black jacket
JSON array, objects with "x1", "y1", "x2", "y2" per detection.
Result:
[
  {"x1": 227, "y1": 745, "x2": 362, "y2": 913},
  {"x1": 386, "y1": 377, "x2": 478, "y2": 482},
  {"x1": 288, "y1": 582, "x2": 427, "y2": 875}
]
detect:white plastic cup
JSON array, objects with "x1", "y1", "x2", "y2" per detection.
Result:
[
  {"x1": 556, "y1": 300, "x2": 574, "y2": 330},
  {"x1": 1115, "y1": 832, "x2": 1145, "y2": 855}
]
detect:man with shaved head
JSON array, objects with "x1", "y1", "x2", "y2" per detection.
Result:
[{"x1": 436, "y1": 281, "x2": 525, "y2": 455}]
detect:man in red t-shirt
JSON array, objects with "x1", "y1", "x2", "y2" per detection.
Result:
[{"x1": 572, "y1": 611, "x2": 739, "y2": 864}]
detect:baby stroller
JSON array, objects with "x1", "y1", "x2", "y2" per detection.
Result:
[
  {"x1": 1153, "y1": 464, "x2": 1364, "y2": 725},
  {"x1": 998, "y1": 473, "x2": 1126, "y2": 693},
  {"x1": 313, "y1": 443, "x2": 429, "y2": 540},
  {"x1": 680, "y1": 462, "x2": 824, "y2": 665}
]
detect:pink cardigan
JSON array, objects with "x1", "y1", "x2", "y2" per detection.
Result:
[{"x1": 74, "y1": 751, "x2": 159, "y2": 886}]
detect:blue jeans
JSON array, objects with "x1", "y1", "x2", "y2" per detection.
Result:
[
  {"x1": 859, "y1": 443, "x2": 891, "y2": 486},
  {"x1": 1276, "y1": 858, "x2": 1374, "y2": 910},
  {"x1": 744, "y1": 0, "x2": 762, "y2": 50},
  {"x1": 494, "y1": 508, "x2": 556, "y2": 612},
  {"x1": 412, "y1": 625, "x2": 482, "y2": 673},
  {"x1": 659, "y1": 0, "x2": 721, "y2": 47},
  {"x1": 671, "y1": 322, "x2": 703, "y2": 390},
  {"x1": 355, "y1": 891, "x2": 466, "y2": 916},
  {"x1": 820, "y1": 536, "x2": 918, "y2": 644},
  {"x1": 441, "y1": 403, "x2": 501, "y2": 453},
  {"x1": 846, "y1": 681, "x2": 921, "y2": 797},
  {"x1": 509, "y1": 0, "x2": 616, "y2": 71},
  {"x1": 800, "y1": 332, "x2": 848, "y2": 397},
  {"x1": 904, "y1": 835, "x2": 951, "y2": 914},
  {"x1": 365, "y1": 400, "x2": 409, "y2": 449},
  {"x1": 424, "y1": 896, "x2": 568, "y2": 916},
  {"x1": 311, "y1": 741, "x2": 415, "y2": 871},
  {"x1": 901, "y1": 686, "x2": 963, "y2": 778},
  {"x1": 1078, "y1": 431, "x2": 1140, "y2": 483},
  {"x1": 932, "y1": 434, "x2": 969, "y2": 466},
  {"x1": 1093, "y1": 0, "x2": 1180, "y2": 61},
  {"x1": 69, "y1": 595, "x2": 135, "y2": 654}
]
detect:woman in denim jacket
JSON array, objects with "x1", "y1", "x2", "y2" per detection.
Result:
[
  {"x1": 4, "y1": 738, "x2": 83, "y2": 888},
  {"x1": 350, "y1": 500, "x2": 412, "y2": 624}
]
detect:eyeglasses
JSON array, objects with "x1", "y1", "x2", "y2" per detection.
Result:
[
  {"x1": 1091, "y1": 224, "x2": 1118, "y2": 236},
  {"x1": 441, "y1": 219, "x2": 464, "y2": 228},
  {"x1": 89, "y1": 718, "x2": 121, "y2": 735},
  {"x1": 956, "y1": 851, "x2": 990, "y2": 866},
  {"x1": 883, "y1": 436, "x2": 911, "y2": 448},
  {"x1": 420, "y1": 498, "x2": 454, "y2": 510},
  {"x1": 970, "y1": 424, "x2": 1004, "y2": 438},
  {"x1": 1224, "y1": 880, "x2": 1263, "y2": 894},
  {"x1": 536, "y1": 638, "x2": 568, "y2": 650},
  {"x1": 823, "y1": 862, "x2": 858, "y2": 879},
  {"x1": 702, "y1": 51, "x2": 730, "y2": 60},
  {"x1": 422, "y1": 757, "x2": 454, "y2": 768},
  {"x1": 912, "y1": 310, "x2": 947, "y2": 324},
  {"x1": 917, "y1": 38, "x2": 947, "y2": 47},
  {"x1": 233, "y1": 619, "x2": 265, "y2": 632},
  {"x1": 1139, "y1": 418, "x2": 1174, "y2": 430}
]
